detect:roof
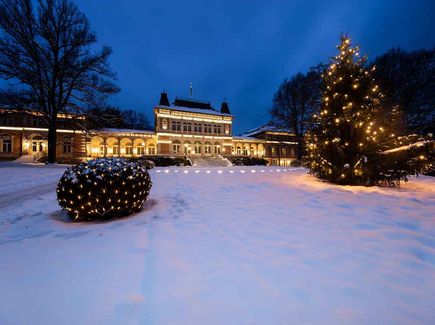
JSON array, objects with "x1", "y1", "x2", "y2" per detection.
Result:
[
  {"x1": 156, "y1": 105, "x2": 233, "y2": 117},
  {"x1": 232, "y1": 136, "x2": 262, "y2": 142},
  {"x1": 173, "y1": 97, "x2": 213, "y2": 110},
  {"x1": 241, "y1": 124, "x2": 293, "y2": 137},
  {"x1": 96, "y1": 128, "x2": 155, "y2": 135}
]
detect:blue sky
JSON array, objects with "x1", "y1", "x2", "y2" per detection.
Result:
[{"x1": 11, "y1": 0, "x2": 435, "y2": 133}]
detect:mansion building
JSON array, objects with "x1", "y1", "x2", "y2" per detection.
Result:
[{"x1": 0, "y1": 92, "x2": 297, "y2": 166}]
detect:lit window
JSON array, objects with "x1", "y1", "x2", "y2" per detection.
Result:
[
  {"x1": 2, "y1": 139, "x2": 12, "y2": 152},
  {"x1": 63, "y1": 140, "x2": 72, "y2": 154}
]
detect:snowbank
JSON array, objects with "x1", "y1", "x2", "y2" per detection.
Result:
[{"x1": 0, "y1": 164, "x2": 434, "y2": 324}]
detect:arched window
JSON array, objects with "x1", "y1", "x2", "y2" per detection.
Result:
[
  {"x1": 236, "y1": 146, "x2": 242, "y2": 155},
  {"x1": 243, "y1": 145, "x2": 248, "y2": 156},
  {"x1": 204, "y1": 142, "x2": 212, "y2": 154},
  {"x1": 194, "y1": 141, "x2": 202, "y2": 154},
  {"x1": 183, "y1": 141, "x2": 191, "y2": 154},
  {"x1": 214, "y1": 142, "x2": 221, "y2": 155},
  {"x1": 250, "y1": 145, "x2": 256, "y2": 156},
  {"x1": 120, "y1": 138, "x2": 133, "y2": 156},
  {"x1": 134, "y1": 139, "x2": 146, "y2": 156}
]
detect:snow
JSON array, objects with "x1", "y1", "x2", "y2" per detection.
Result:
[
  {"x1": 156, "y1": 105, "x2": 232, "y2": 117},
  {"x1": 382, "y1": 140, "x2": 432, "y2": 154},
  {"x1": 97, "y1": 128, "x2": 155, "y2": 135},
  {"x1": 241, "y1": 124, "x2": 293, "y2": 137},
  {"x1": 1, "y1": 163, "x2": 435, "y2": 324}
]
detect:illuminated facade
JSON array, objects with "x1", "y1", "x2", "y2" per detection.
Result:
[{"x1": 0, "y1": 92, "x2": 298, "y2": 165}]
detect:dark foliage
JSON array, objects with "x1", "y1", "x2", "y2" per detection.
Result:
[
  {"x1": 270, "y1": 71, "x2": 321, "y2": 160},
  {"x1": 0, "y1": 0, "x2": 119, "y2": 163},
  {"x1": 87, "y1": 105, "x2": 151, "y2": 130},
  {"x1": 373, "y1": 48, "x2": 435, "y2": 134},
  {"x1": 290, "y1": 159, "x2": 303, "y2": 167},
  {"x1": 229, "y1": 156, "x2": 268, "y2": 166},
  {"x1": 145, "y1": 156, "x2": 191, "y2": 167},
  {"x1": 306, "y1": 35, "x2": 433, "y2": 186},
  {"x1": 57, "y1": 158, "x2": 152, "y2": 221},
  {"x1": 128, "y1": 157, "x2": 155, "y2": 170}
]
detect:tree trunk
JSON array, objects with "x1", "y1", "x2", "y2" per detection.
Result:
[
  {"x1": 47, "y1": 119, "x2": 57, "y2": 163},
  {"x1": 296, "y1": 135, "x2": 304, "y2": 160}
]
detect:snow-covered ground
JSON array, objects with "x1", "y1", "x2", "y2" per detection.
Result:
[{"x1": 0, "y1": 163, "x2": 434, "y2": 324}]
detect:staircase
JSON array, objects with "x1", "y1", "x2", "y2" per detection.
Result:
[
  {"x1": 13, "y1": 155, "x2": 35, "y2": 163},
  {"x1": 191, "y1": 155, "x2": 232, "y2": 167}
]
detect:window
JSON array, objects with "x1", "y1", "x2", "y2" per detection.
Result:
[
  {"x1": 172, "y1": 141, "x2": 181, "y2": 154},
  {"x1": 243, "y1": 148, "x2": 248, "y2": 156},
  {"x1": 214, "y1": 143, "x2": 221, "y2": 155},
  {"x1": 136, "y1": 146, "x2": 145, "y2": 155},
  {"x1": 198, "y1": 124, "x2": 202, "y2": 132},
  {"x1": 172, "y1": 121, "x2": 177, "y2": 131},
  {"x1": 204, "y1": 124, "x2": 208, "y2": 133},
  {"x1": 217, "y1": 125, "x2": 222, "y2": 134},
  {"x1": 213, "y1": 125, "x2": 218, "y2": 133},
  {"x1": 271, "y1": 147, "x2": 277, "y2": 156},
  {"x1": 282, "y1": 147, "x2": 287, "y2": 155},
  {"x1": 183, "y1": 123, "x2": 187, "y2": 132},
  {"x1": 113, "y1": 145, "x2": 119, "y2": 155},
  {"x1": 194, "y1": 123, "x2": 198, "y2": 132},
  {"x1": 236, "y1": 146, "x2": 242, "y2": 155},
  {"x1": 148, "y1": 145, "x2": 156, "y2": 155},
  {"x1": 204, "y1": 142, "x2": 212, "y2": 154},
  {"x1": 125, "y1": 146, "x2": 133, "y2": 155},
  {"x1": 187, "y1": 123, "x2": 192, "y2": 132},
  {"x1": 100, "y1": 145, "x2": 105, "y2": 155},
  {"x1": 2, "y1": 139, "x2": 12, "y2": 152},
  {"x1": 290, "y1": 148, "x2": 295, "y2": 156},
  {"x1": 195, "y1": 142, "x2": 202, "y2": 154},
  {"x1": 208, "y1": 125, "x2": 212, "y2": 133},
  {"x1": 63, "y1": 140, "x2": 72, "y2": 154},
  {"x1": 184, "y1": 142, "x2": 191, "y2": 154},
  {"x1": 176, "y1": 122, "x2": 181, "y2": 131}
]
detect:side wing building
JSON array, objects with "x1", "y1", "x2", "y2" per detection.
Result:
[{"x1": 0, "y1": 92, "x2": 298, "y2": 166}]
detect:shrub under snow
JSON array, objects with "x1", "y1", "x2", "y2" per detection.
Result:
[{"x1": 57, "y1": 158, "x2": 152, "y2": 221}]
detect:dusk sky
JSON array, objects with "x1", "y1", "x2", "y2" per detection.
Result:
[{"x1": 74, "y1": 0, "x2": 435, "y2": 134}]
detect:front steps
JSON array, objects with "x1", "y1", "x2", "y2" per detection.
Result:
[{"x1": 191, "y1": 155, "x2": 232, "y2": 167}]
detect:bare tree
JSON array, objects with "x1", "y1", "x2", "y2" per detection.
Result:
[
  {"x1": 270, "y1": 71, "x2": 321, "y2": 160},
  {"x1": 0, "y1": 0, "x2": 119, "y2": 163},
  {"x1": 373, "y1": 48, "x2": 435, "y2": 134}
]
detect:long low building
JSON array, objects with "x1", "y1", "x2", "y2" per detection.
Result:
[{"x1": 0, "y1": 92, "x2": 298, "y2": 166}]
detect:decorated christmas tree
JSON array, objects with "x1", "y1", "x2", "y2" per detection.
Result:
[{"x1": 306, "y1": 35, "x2": 433, "y2": 186}]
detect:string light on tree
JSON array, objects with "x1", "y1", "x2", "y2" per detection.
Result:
[{"x1": 305, "y1": 34, "x2": 434, "y2": 186}]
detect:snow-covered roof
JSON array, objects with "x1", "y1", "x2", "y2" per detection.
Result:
[
  {"x1": 157, "y1": 105, "x2": 233, "y2": 117},
  {"x1": 232, "y1": 136, "x2": 263, "y2": 142},
  {"x1": 241, "y1": 124, "x2": 293, "y2": 137},
  {"x1": 96, "y1": 128, "x2": 155, "y2": 135}
]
